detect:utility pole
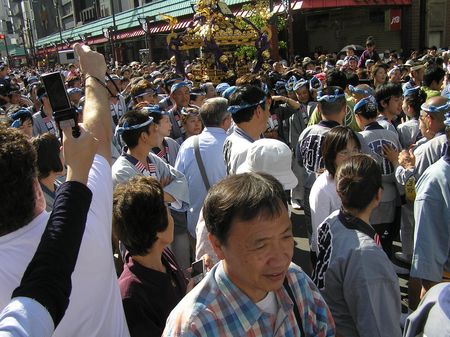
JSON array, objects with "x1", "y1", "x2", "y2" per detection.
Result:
[
  {"x1": 283, "y1": 0, "x2": 294, "y2": 64},
  {"x1": 54, "y1": 0, "x2": 63, "y2": 65},
  {"x1": 110, "y1": 0, "x2": 117, "y2": 66},
  {"x1": 268, "y1": 0, "x2": 280, "y2": 61},
  {"x1": 27, "y1": 18, "x2": 36, "y2": 66}
]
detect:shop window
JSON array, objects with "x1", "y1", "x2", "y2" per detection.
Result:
[{"x1": 61, "y1": 3, "x2": 73, "y2": 17}]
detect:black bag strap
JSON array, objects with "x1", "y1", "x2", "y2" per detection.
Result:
[
  {"x1": 193, "y1": 136, "x2": 211, "y2": 191},
  {"x1": 283, "y1": 277, "x2": 305, "y2": 336}
]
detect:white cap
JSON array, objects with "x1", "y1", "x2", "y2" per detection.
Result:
[{"x1": 236, "y1": 139, "x2": 298, "y2": 190}]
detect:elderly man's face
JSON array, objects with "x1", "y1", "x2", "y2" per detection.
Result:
[
  {"x1": 212, "y1": 204, "x2": 294, "y2": 302},
  {"x1": 172, "y1": 86, "x2": 190, "y2": 108}
]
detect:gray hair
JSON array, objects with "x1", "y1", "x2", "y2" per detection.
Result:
[{"x1": 199, "y1": 97, "x2": 229, "y2": 127}]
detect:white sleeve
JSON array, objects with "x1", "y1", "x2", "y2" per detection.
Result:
[
  {"x1": 309, "y1": 178, "x2": 331, "y2": 253},
  {"x1": 87, "y1": 155, "x2": 113, "y2": 242},
  {"x1": 195, "y1": 208, "x2": 219, "y2": 266},
  {"x1": 0, "y1": 297, "x2": 54, "y2": 337}
]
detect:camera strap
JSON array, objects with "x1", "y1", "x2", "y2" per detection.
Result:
[{"x1": 193, "y1": 136, "x2": 210, "y2": 191}]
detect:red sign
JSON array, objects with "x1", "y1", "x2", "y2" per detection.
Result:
[
  {"x1": 0, "y1": 34, "x2": 4, "y2": 39},
  {"x1": 389, "y1": 9, "x2": 402, "y2": 31}
]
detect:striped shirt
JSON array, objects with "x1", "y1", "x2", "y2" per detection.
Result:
[{"x1": 163, "y1": 261, "x2": 335, "y2": 337}]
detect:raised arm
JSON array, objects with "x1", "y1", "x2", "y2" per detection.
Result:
[{"x1": 74, "y1": 43, "x2": 111, "y2": 163}]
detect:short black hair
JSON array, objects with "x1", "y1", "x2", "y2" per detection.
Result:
[
  {"x1": 318, "y1": 86, "x2": 347, "y2": 116},
  {"x1": 346, "y1": 72, "x2": 359, "y2": 87},
  {"x1": 36, "y1": 83, "x2": 47, "y2": 103},
  {"x1": 118, "y1": 109, "x2": 151, "y2": 149},
  {"x1": 375, "y1": 83, "x2": 402, "y2": 112},
  {"x1": 423, "y1": 64, "x2": 445, "y2": 87},
  {"x1": 326, "y1": 70, "x2": 347, "y2": 90},
  {"x1": 403, "y1": 89, "x2": 427, "y2": 118},
  {"x1": 113, "y1": 176, "x2": 168, "y2": 256},
  {"x1": 336, "y1": 154, "x2": 382, "y2": 211},
  {"x1": 204, "y1": 172, "x2": 287, "y2": 245},
  {"x1": 32, "y1": 133, "x2": 63, "y2": 180},
  {"x1": 322, "y1": 126, "x2": 361, "y2": 177},
  {"x1": 0, "y1": 126, "x2": 37, "y2": 236},
  {"x1": 227, "y1": 85, "x2": 266, "y2": 124}
]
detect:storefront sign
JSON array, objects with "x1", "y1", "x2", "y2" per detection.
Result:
[{"x1": 387, "y1": 8, "x2": 401, "y2": 31}]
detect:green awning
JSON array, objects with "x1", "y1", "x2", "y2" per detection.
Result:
[
  {"x1": 0, "y1": 44, "x2": 26, "y2": 57},
  {"x1": 36, "y1": 0, "x2": 250, "y2": 47}
]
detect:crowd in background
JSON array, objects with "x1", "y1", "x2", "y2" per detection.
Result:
[{"x1": 0, "y1": 35, "x2": 449, "y2": 337}]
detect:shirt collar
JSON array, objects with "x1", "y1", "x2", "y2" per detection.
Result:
[
  {"x1": 234, "y1": 126, "x2": 256, "y2": 143},
  {"x1": 214, "y1": 261, "x2": 293, "y2": 333},
  {"x1": 318, "y1": 120, "x2": 340, "y2": 128},
  {"x1": 215, "y1": 262, "x2": 263, "y2": 331},
  {"x1": 338, "y1": 208, "x2": 380, "y2": 245},
  {"x1": 443, "y1": 142, "x2": 450, "y2": 165},
  {"x1": 203, "y1": 126, "x2": 227, "y2": 134},
  {"x1": 364, "y1": 121, "x2": 384, "y2": 131}
]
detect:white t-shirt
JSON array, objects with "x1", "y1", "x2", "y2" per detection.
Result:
[
  {"x1": 255, "y1": 291, "x2": 278, "y2": 316},
  {"x1": 0, "y1": 155, "x2": 130, "y2": 337},
  {"x1": 309, "y1": 171, "x2": 341, "y2": 253}
]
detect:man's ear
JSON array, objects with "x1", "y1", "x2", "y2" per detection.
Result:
[
  {"x1": 208, "y1": 233, "x2": 225, "y2": 261},
  {"x1": 380, "y1": 99, "x2": 388, "y2": 110}
]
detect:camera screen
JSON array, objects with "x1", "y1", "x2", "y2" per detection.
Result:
[{"x1": 42, "y1": 72, "x2": 71, "y2": 112}]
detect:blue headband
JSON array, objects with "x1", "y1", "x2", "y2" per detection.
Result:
[
  {"x1": 293, "y1": 79, "x2": 308, "y2": 91},
  {"x1": 170, "y1": 81, "x2": 191, "y2": 94},
  {"x1": 11, "y1": 119, "x2": 22, "y2": 128},
  {"x1": 285, "y1": 76, "x2": 297, "y2": 92},
  {"x1": 421, "y1": 101, "x2": 450, "y2": 114},
  {"x1": 444, "y1": 112, "x2": 450, "y2": 126},
  {"x1": 261, "y1": 83, "x2": 269, "y2": 94},
  {"x1": 190, "y1": 91, "x2": 206, "y2": 97},
  {"x1": 10, "y1": 108, "x2": 32, "y2": 128},
  {"x1": 222, "y1": 86, "x2": 237, "y2": 99},
  {"x1": 115, "y1": 117, "x2": 154, "y2": 136},
  {"x1": 275, "y1": 80, "x2": 286, "y2": 89},
  {"x1": 143, "y1": 105, "x2": 168, "y2": 115},
  {"x1": 403, "y1": 86, "x2": 420, "y2": 97},
  {"x1": 309, "y1": 77, "x2": 323, "y2": 91},
  {"x1": 216, "y1": 83, "x2": 230, "y2": 95},
  {"x1": 135, "y1": 88, "x2": 156, "y2": 98},
  {"x1": 180, "y1": 107, "x2": 199, "y2": 116},
  {"x1": 227, "y1": 97, "x2": 266, "y2": 114},
  {"x1": 349, "y1": 85, "x2": 374, "y2": 96},
  {"x1": 354, "y1": 95, "x2": 377, "y2": 112},
  {"x1": 317, "y1": 89, "x2": 345, "y2": 102},
  {"x1": 67, "y1": 88, "x2": 83, "y2": 95}
]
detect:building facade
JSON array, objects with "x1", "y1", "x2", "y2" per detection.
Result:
[{"x1": 25, "y1": 0, "x2": 450, "y2": 66}]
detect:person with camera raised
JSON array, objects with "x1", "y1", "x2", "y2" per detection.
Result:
[{"x1": 0, "y1": 43, "x2": 130, "y2": 337}]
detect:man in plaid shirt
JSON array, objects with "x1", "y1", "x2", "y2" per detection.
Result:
[{"x1": 163, "y1": 173, "x2": 335, "y2": 337}]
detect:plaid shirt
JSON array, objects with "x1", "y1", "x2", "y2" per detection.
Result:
[{"x1": 163, "y1": 261, "x2": 335, "y2": 336}]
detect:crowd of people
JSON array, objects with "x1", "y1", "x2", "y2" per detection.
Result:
[{"x1": 0, "y1": 34, "x2": 449, "y2": 337}]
